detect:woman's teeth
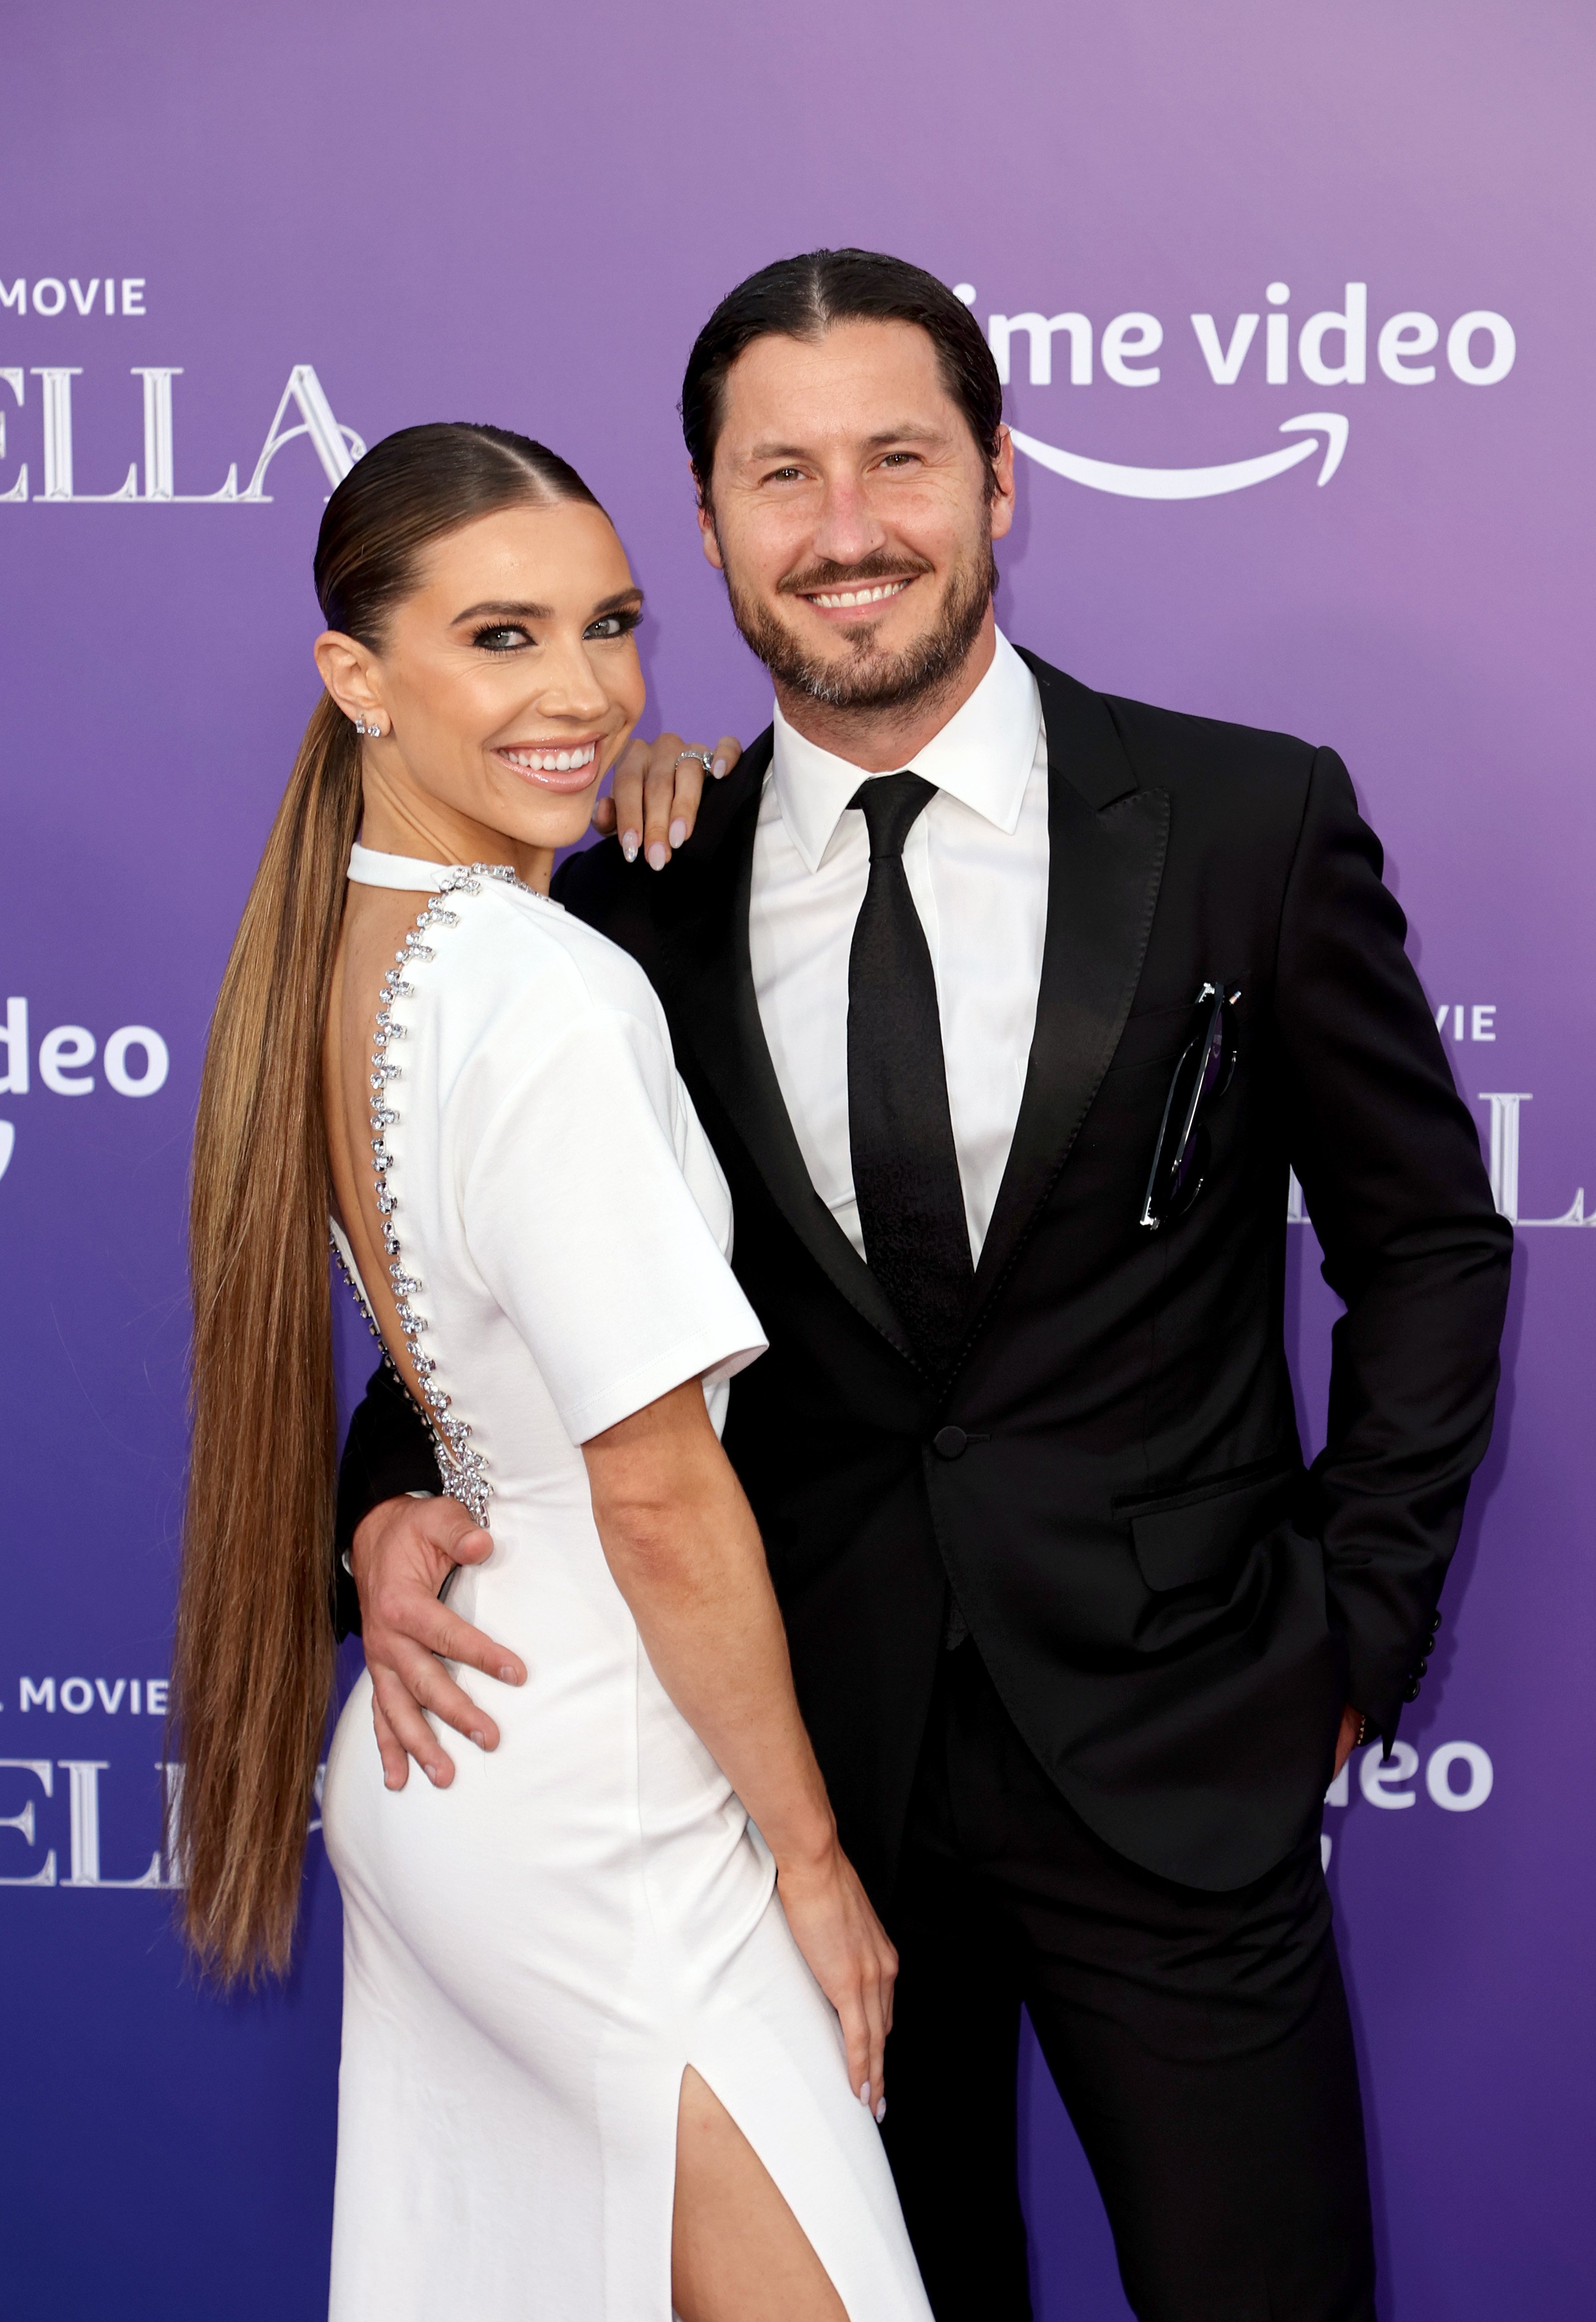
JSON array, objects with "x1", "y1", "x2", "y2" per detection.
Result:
[
  {"x1": 810, "y1": 580, "x2": 910, "y2": 609},
  {"x1": 502, "y1": 742, "x2": 597, "y2": 774}
]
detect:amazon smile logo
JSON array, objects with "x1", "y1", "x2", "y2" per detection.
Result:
[{"x1": 953, "y1": 279, "x2": 1515, "y2": 499}]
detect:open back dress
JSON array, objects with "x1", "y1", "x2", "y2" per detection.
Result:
[{"x1": 319, "y1": 845, "x2": 931, "y2": 2322}]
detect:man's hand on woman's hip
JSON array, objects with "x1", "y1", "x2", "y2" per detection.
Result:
[{"x1": 349, "y1": 1495, "x2": 526, "y2": 1792}]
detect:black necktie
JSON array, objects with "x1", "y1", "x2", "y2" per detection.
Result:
[{"x1": 847, "y1": 773, "x2": 974, "y2": 1370}]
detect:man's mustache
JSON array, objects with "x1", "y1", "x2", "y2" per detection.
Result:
[{"x1": 778, "y1": 553, "x2": 935, "y2": 597}]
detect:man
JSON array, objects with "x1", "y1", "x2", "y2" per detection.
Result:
[{"x1": 334, "y1": 250, "x2": 1510, "y2": 2320}]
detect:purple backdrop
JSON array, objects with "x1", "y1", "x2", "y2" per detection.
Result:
[{"x1": 3, "y1": 2, "x2": 1591, "y2": 2314}]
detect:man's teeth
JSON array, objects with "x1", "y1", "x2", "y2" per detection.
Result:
[
  {"x1": 810, "y1": 580, "x2": 910, "y2": 609},
  {"x1": 503, "y1": 742, "x2": 597, "y2": 774}
]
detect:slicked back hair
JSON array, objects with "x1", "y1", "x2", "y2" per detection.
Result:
[{"x1": 680, "y1": 248, "x2": 1004, "y2": 503}]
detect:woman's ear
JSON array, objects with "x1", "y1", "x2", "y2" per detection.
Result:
[{"x1": 314, "y1": 631, "x2": 386, "y2": 728}]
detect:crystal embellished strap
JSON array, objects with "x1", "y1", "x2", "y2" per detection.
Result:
[{"x1": 329, "y1": 861, "x2": 533, "y2": 1530}]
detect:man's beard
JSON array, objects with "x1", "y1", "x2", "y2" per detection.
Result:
[{"x1": 722, "y1": 541, "x2": 998, "y2": 714}]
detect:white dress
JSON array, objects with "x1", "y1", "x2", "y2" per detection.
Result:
[{"x1": 320, "y1": 846, "x2": 931, "y2": 2322}]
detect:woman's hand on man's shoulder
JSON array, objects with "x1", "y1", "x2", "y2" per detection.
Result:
[{"x1": 591, "y1": 732, "x2": 742, "y2": 870}]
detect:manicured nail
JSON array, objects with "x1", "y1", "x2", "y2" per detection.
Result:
[
  {"x1": 860, "y1": 2080, "x2": 871, "y2": 2109},
  {"x1": 621, "y1": 831, "x2": 639, "y2": 863},
  {"x1": 669, "y1": 818, "x2": 687, "y2": 848},
  {"x1": 469, "y1": 1729, "x2": 488, "y2": 1749},
  {"x1": 875, "y1": 2098, "x2": 887, "y2": 2123},
  {"x1": 647, "y1": 841, "x2": 668, "y2": 871},
  {"x1": 426, "y1": 1763, "x2": 443, "y2": 1786},
  {"x1": 712, "y1": 755, "x2": 728, "y2": 778},
  {"x1": 498, "y1": 1663, "x2": 519, "y2": 1684},
  {"x1": 385, "y1": 1772, "x2": 402, "y2": 1791}
]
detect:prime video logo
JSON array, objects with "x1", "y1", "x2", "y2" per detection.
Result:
[
  {"x1": 0, "y1": 271, "x2": 1513, "y2": 509},
  {"x1": 953, "y1": 278, "x2": 1514, "y2": 500}
]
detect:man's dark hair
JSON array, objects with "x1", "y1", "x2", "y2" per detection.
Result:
[{"x1": 680, "y1": 248, "x2": 1003, "y2": 500}]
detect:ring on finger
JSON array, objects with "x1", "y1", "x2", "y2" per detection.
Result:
[{"x1": 673, "y1": 748, "x2": 713, "y2": 774}]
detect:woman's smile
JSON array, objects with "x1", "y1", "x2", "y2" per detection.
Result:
[{"x1": 494, "y1": 737, "x2": 602, "y2": 791}]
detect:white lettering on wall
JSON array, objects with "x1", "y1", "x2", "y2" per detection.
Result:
[
  {"x1": 1359, "y1": 1739, "x2": 1420, "y2": 1807},
  {"x1": 1426, "y1": 1741, "x2": 1493, "y2": 1810},
  {"x1": 0, "y1": 1003, "x2": 170, "y2": 1102},
  {"x1": 58, "y1": 1760, "x2": 165, "y2": 1888},
  {"x1": 1265, "y1": 282, "x2": 1291, "y2": 383},
  {"x1": 1190, "y1": 312, "x2": 1260, "y2": 384},
  {"x1": 0, "y1": 368, "x2": 25, "y2": 501},
  {"x1": 0, "y1": 363, "x2": 360, "y2": 504},
  {"x1": 1447, "y1": 312, "x2": 1515, "y2": 385},
  {"x1": 988, "y1": 312, "x2": 1093, "y2": 386},
  {"x1": 31, "y1": 367, "x2": 139, "y2": 501},
  {"x1": 0, "y1": 1760, "x2": 56, "y2": 1887},
  {"x1": 1298, "y1": 284, "x2": 1368, "y2": 386},
  {"x1": 241, "y1": 364, "x2": 365, "y2": 499},
  {"x1": 1378, "y1": 312, "x2": 1439, "y2": 384},
  {"x1": 0, "y1": 276, "x2": 147, "y2": 316},
  {"x1": 0, "y1": 997, "x2": 27, "y2": 1092},
  {"x1": 1433, "y1": 1002, "x2": 1498, "y2": 1041},
  {"x1": 39, "y1": 1025, "x2": 95, "y2": 1095},
  {"x1": 103, "y1": 1026, "x2": 168, "y2": 1097},
  {"x1": 973, "y1": 282, "x2": 1513, "y2": 391},
  {"x1": 1100, "y1": 312, "x2": 1163, "y2": 387},
  {"x1": 0, "y1": 1751, "x2": 313, "y2": 1890},
  {"x1": 1320, "y1": 1737, "x2": 1495, "y2": 1867},
  {"x1": 16, "y1": 1676, "x2": 168, "y2": 1712}
]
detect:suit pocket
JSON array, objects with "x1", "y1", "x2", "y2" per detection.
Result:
[
  {"x1": 1099, "y1": 1000, "x2": 1201, "y2": 1077},
  {"x1": 1119, "y1": 1461, "x2": 1300, "y2": 1593}
]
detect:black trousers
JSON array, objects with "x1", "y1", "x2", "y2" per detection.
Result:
[{"x1": 880, "y1": 1641, "x2": 1377, "y2": 2322}]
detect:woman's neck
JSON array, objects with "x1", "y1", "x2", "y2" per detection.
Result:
[{"x1": 358, "y1": 784, "x2": 554, "y2": 894}]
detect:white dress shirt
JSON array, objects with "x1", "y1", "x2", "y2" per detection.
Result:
[{"x1": 749, "y1": 628, "x2": 1051, "y2": 1266}]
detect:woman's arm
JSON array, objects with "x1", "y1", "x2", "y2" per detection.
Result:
[{"x1": 584, "y1": 1376, "x2": 895, "y2": 2118}]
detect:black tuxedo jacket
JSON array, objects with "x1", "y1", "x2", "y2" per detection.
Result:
[{"x1": 335, "y1": 650, "x2": 1511, "y2": 1897}]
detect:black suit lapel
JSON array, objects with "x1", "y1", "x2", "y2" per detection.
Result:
[
  {"x1": 966, "y1": 653, "x2": 1170, "y2": 1322},
  {"x1": 655, "y1": 734, "x2": 916, "y2": 1363}
]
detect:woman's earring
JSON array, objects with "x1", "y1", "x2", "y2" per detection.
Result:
[{"x1": 354, "y1": 715, "x2": 384, "y2": 739}]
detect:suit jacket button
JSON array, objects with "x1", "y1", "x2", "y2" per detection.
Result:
[{"x1": 932, "y1": 1426, "x2": 968, "y2": 1460}]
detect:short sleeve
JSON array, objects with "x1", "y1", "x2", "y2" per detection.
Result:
[{"x1": 463, "y1": 1005, "x2": 766, "y2": 1444}]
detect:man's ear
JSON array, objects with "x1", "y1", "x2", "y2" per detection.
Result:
[
  {"x1": 989, "y1": 425, "x2": 1017, "y2": 544},
  {"x1": 314, "y1": 631, "x2": 386, "y2": 727},
  {"x1": 693, "y1": 467, "x2": 725, "y2": 571}
]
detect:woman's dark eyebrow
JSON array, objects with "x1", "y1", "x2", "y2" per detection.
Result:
[
  {"x1": 450, "y1": 588, "x2": 643, "y2": 627},
  {"x1": 451, "y1": 599, "x2": 554, "y2": 625}
]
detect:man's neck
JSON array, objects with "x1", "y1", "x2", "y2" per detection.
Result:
[{"x1": 772, "y1": 610, "x2": 998, "y2": 774}]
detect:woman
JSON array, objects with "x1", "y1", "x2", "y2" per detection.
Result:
[{"x1": 174, "y1": 422, "x2": 933, "y2": 2322}]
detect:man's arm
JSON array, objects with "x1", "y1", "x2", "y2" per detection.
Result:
[
  {"x1": 336, "y1": 1361, "x2": 527, "y2": 1789},
  {"x1": 333, "y1": 1359, "x2": 444, "y2": 1637},
  {"x1": 1276, "y1": 747, "x2": 1513, "y2": 1748}
]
